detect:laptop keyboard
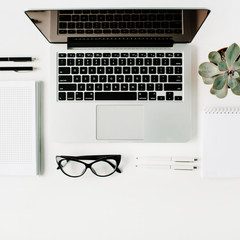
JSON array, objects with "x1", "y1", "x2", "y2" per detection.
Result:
[
  {"x1": 58, "y1": 9, "x2": 183, "y2": 35},
  {"x1": 57, "y1": 51, "x2": 183, "y2": 101}
]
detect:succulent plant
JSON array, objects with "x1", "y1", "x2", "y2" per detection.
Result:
[{"x1": 198, "y1": 43, "x2": 240, "y2": 98}]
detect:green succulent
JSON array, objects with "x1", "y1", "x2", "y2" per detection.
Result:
[{"x1": 198, "y1": 43, "x2": 240, "y2": 98}]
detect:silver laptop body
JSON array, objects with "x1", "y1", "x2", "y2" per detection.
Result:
[{"x1": 25, "y1": 9, "x2": 210, "y2": 142}]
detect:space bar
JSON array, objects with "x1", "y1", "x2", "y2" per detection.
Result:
[{"x1": 95, "y1": 92, "x2": 137, "y2": 100}]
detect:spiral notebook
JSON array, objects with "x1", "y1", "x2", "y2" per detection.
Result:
[
  {"x1": 0, "y1": 81, "x2": 40, "y2": 175},
  {"x1": 202, "y1": 107, "x2": 240, "y2": 178}
]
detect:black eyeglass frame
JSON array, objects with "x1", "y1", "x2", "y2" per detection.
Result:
[{"x1": 56, "y1": 155, "x2": 121, "y2": 178}]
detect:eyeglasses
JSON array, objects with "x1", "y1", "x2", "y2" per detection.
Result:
[{"x1": 56, "y1": 155, "x2": 121, "y2": 178}]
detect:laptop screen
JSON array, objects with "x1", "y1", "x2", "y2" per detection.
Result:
[{"x1": 25, "y1": 9, "x2": 210, "y2": 45}]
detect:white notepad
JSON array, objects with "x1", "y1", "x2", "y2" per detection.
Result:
[
  {"x1": 0, "y1": 81, "x2": 40, "y2": 175},
  {"x1": 202, "y1": 107, "x2": 240, "y2": 178}
]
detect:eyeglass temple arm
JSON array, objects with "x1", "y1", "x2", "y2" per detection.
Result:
[{"x1": 106, "y1": 160, "x2": 121, "y2": 173}]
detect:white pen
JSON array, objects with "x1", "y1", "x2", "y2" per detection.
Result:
[
  {"x1": 136, "y1": 156, "x2": 198, "y2": 163},
  {"x1": 136, "y1": 164, "x2": 198, "y2": 171}
]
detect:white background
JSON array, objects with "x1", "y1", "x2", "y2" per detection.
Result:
[{"x1": 1, "y1": 0, "x2": 240, "y2": 239}]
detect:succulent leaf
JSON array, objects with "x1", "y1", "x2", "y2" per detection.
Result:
[
  {"x1": 208, "y1": 51, "x2": 221, "y2": 64},
  {"x1": 210, "y1": 81, "x2": 228, "y2": 98},
  {"x1": 228, "y1": 77, "x2": 237, "y2": 89},
  {"x1": 231, "y1": 78, "x2": 240, "y2": 95},
  {"x1": 232, "y1": 61, "x2": 240, "y2": 70},
  {"x1": 203, "y1": 77, "x2": 214, "y2": 84},
  {"x1": 198, "y1": 62, "x2": 221, "y2": 78},
  {"x1": 212, "y1": 74, "x2": 226, "y2": 90},
  {"x1": 218, "y1": 61, "x2": 228, "y2": 71},
  {"x1": 226, "y1": 43, "x2": 240, "y2": 69}
]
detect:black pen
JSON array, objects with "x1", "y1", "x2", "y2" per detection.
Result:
[
  {"x1": 0, "y1": 67, "x2": 34, "y2": 72},
  {"x1": 0, "y1": 57, "x2": 34, "y2": 62}
]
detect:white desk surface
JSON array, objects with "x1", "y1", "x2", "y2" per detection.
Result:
[{"x1": 1, "y1": 0, "x2": 240, "y2": 239}]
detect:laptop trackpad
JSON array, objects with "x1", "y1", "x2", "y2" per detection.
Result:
[{"x1": 96, "y1": 105, "x2": 144, "y2": 140}]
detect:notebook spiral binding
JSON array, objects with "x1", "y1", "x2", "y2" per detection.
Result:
[{"x1": 204, "y1": 107, "x2": 240, "y2": 114}]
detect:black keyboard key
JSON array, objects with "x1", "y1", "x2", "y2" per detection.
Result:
[
  {"x1": 158, "y1": 96, "x2": 165, "y2": 101},
  {"x1": 91, "y1": 75, "x2": 98, "y2": 82},
  {"x1": 175, "y1": 67, "x2": 182, "y2": 74},
  {"x1": 153, "y1": 59, "x2": 160, "y2": 65},
  {"x1": 162, "y1": 58, "x2": 169, "y2": 65},
  {"x1": 103, "y1": 53, "x2": 111, "y2": 57},
  {"x1": 168, "y1": 75, "x2": 182, "y2": 82},
  {"x1": 138, "y1": 84, "x2": 145, "y2": 91},
  {"x1": 102, "y1": 59, "x2": 109, "y2": 65},
  {"x1": 166, "y1": 53, "x2": 173, "y2": 57},
  {"x1": 142, "y1": 75, "x2": 150, "y2": 82},
  {"x1": 117, "y1": 75, "x2": 124, "y2": 82},
  {"x1": 97, "y1": 67, "x2": 104, "y2": 74},
  {"x1": 59, "y1": 15, "x2": 71, "y2": 21},
  {"x1": 59, "y1": 84, "x2": 77, "y2": 91},
  {"x1": 160, "y1": 75, "x2": 167, "y2": 82},
  {"x1": 151, "y1": 75, "x2": 158, "y2": 82},
  {"x1": 147, "y1": 84, "x2": 154, "y2": 91},
  {"x1": 166, "y1": 67, "x2": 173, "y2": 74},
  {"x1": 59, "y1": 30, "x2": 67, "y2": 34},
  {"x1": 80, "y1": 67, "x2": 87, "y2": 74},
  {"x1": 174, "y1": 53, "x2": 182, "y2": 57},
  {"x1": 82, "y1": 75, "x2": 89, "y2": 82},
  {"x1": 104, "y1": 84, "x2": 111, "y2": 91},
  {"x1": 108, "y1": 75, "x2": 115, "y2": 82},
  {"x1": 76, "y1": 92, "x2": 83, "y2": 100},
  {"x1": 155, "y1": 84, "x2": 163, "y2": 91},
  {"x1": 74, "y1": 75, "x2": 81, "y2": 82},
  {"x1": 71, "y1": 67, "x2": 79, "y2": 74},
  {"x1": 166, "y1": 92, "x2": 174, "y2": 100},
  {"x1": 125, "y1": 75, "x2": 132, "y2": 82},
  {"x1": 130, "y1": 84, "x2": 137, "y2": 91},
  {"x1": 149, "y1": 92, "x2": 156, "y2": 100},
  {"x1": 76, "y1": 59, "x2": 83, "y2": 66},
  {"x1": 106, "y1": 67, "x2": 113, "y2": 74},
  {"x1": 59, "y1": 59, "x2": 66, "y2": 66},
  {"x1": 158, "y1": 67, "x2": 165, "y2": 74},
  {"x1": 68, "y1": 53, "x2": 75, "y2": 58},
  {"x1": 100, "y1": 75, "x2": 107, "y2": 82},
  {"x1": 138, "y1": 92, "x2": 148, "y2": 100},
  {"x1": 67, "y1": 59, "x2": 75, "y2": 66},
  {"x1": 67, "y1": 92, "x2": 74, "y2": 100},
  {"x1": 149, "y1": 67, "x2": 156, "y2": 74},
  {"x1": 59, "y1": 67, "x2": 70, "y2": 74},
  {"x1": 84, "y1": 92, "x2": 94, "y2": 100},
  {"x1": 59, "y1": 92, "x2": 66, "y2": 101},
  {"x1": 171, "y1": 58, "x2": 182, "y2": 65},
  {"x1": 114, "y1": 67, "x2": 122, "y2": 74},
  {"x1": 132, "y1": 67, "x2": 139, "y2": 74},
  {"x1": 78, "y1": 84, "x2": 85, "y2": 91},
  {"x1": 59, "y1": 53, "x2": 66, "y2": 57},
  {"x1": 134, "y1": 75, "x2": 141, "y2": 82},
  {"x1": 112, "y1": 84, "x2": 120, "y2": 91},
  {"x1": 89, "y1": 67, "x2": 96, "y2": 74},
  {"x1": 164, "y1": 84, "x2": 182, "y2": 91},
  {"x1": 59, "y1": 75, "x2": 72, "y2": 82},
  {"x1": 121, "y1": 84, "x2": 128, "y2": 91},
  {"x1": 87, "y1": 84, "x2": 94, "y2": 91},
  {"x1": 95, "y1": 84, "x2": 103, "y2": 91},
  {"x1": 76, "y1": 53, "x2": 84, "y2": 57},
  {"x1": 95, "y1": 92, "x2": 137, "y2": 100},
  {"x1": 175, "y1": 96, "x2": 182, "y2": 101}
]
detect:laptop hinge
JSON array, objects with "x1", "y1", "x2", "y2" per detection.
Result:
[{"x1": 67, "y1": 37, "x2": 174, "y2": 48}]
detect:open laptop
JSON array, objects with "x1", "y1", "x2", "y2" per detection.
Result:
[{"x1": 25, "y1": 9, "x2": 210, "y2": 142}]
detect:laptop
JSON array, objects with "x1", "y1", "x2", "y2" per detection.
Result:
[{"x1": 25, "y1": 9, "x2": 210, "y2": 142}]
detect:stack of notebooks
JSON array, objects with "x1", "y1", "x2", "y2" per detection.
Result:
[{"x1": 0, "y1": 81, "x2": 40, "y2": 175}]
